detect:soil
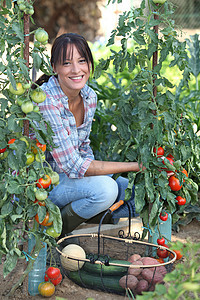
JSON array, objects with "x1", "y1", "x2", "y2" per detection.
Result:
[{"x1": 1, "y1": 218, "x2": 200, "y2": 300}]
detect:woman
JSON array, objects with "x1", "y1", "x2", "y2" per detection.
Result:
[{"x1": 36, "y1": 33, "x2": 143, "y2": 237}]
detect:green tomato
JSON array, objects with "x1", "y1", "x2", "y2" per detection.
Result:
[
  {"x1": 21, "y1": 101, "x2": 34, "y2": 114},
  {"x1": 23, "y1": 82, "x2": 31, "y2": 89},
  {"x1": 157, "y1": 84, "x2": 164, "y2": 92},
  {"x1": 35, "y1": 153, "x2": 45, "y2": 162},
  {"x1": 17, "y1": 98, "x2": 23, "y2": 106},
  {"x1": 50, "y1": 172, "x2": 60, "y2": 185},
  {"x1": 30, "y1": 88, "x2": 46, "y2": 103},
  {"x1": 9, "y1": 82, "x2": 25, "y2": 95},
  {"x1": 20, "y1": 137, "x2": 29, "y2": 148},
  {"x1": 35, "y1": 189, "x2": 48, "y2": 201},
  {"x1": 35, "y1": 29, "x2": 48, "y2": 43},
  {"x1": 33, "y1": 105, "x2": 40, "y2": 113},
  {"x1": 0, "y1": 151, "x2": 8, "y2": 160},
  {"x1": 26, "y1": 152, "x2": 35, "y2": 165},
  {"x1": 152, "y1": 0, "x2": 166, "y2": 3},
  {"x1": 46, "y1": 226, "x2": 61, "y2": 238}
]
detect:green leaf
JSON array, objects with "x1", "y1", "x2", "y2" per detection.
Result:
[
  {"x1": 12, "y1": 22, "x2": 24, "y2": 41},
  {"x1": 7, "y1": 180, "x2": 24, "y2": 194},
  {"x1": 186, "y1": 34, "x2": 200, "y2": 78},
  {"x1": 3, "y1": 252, "x2": 18, "y2": 277},
  {"x1": 135, "y1": 181, "x2": 146, "y2": 212},
  {"x1": 1, "y1": 201, "x2": 13, "y2": 217},
  {"x1": 32, "y1": 52, "x2": 42, "y2": 71}
]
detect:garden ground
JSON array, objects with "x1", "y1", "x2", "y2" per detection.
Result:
[{"x1": 1, "y1": 213, "x2": 200, "y2": 300}]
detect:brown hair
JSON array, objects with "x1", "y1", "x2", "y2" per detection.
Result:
[{"x1": 34, "y1": 33, "x2": 94, "y2": 87}]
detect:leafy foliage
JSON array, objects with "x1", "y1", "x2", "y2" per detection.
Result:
[
  {"x1": 90, "y1": 0, "x2": 200, "y2": 234},
  {"x1": 0, "y1": 0, "x2": 62, "y2": 285}
]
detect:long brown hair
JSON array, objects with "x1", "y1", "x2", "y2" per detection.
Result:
[{"x1": 34, "y1": 33, "x2": 94, "y2": 87}]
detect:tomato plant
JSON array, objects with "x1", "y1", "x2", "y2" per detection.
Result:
[
  {"x1": 38, "y1": 282, "x2": 55, "y2": 297},
  {"x1": 0, "y1": 2, "x2": 62, "y2": 296},
  {"x1": 91, "y1": 0, "x2": 199, "y2": 241},
  {"x1": 37, "y1": 174, "x2": 52, "y2": 189}
]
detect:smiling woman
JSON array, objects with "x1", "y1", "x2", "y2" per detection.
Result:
[{"x1": 32, "y1": 32, "x2": 144, "y2": 240}]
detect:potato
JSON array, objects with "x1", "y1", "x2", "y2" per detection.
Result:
[
  {"x1": 128, "y1": 254, "x2": 141, "y2": 262},
  {"x1": 119, "y1": 275, "x2": 139, "y2": 290},
  {"x1": 141, "y1": 269, "x2": 164, "y2": 285},
  {"x1": 135, "y1": 279, "x2": 149, "y2": 295},
  {"x1": 128, "y1": 260, "x2": 143, "y2": 277},
  {"x1": 139, "y1": 257, "x2": 167, "y2": 274}
]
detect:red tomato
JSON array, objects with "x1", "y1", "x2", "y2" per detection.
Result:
[
  {"x1": 168, "y1": 175, "x2": 182, "y2": 191},
  {"x1": 157, "y1": 248, "x2": 168, "y2": 258},
  {"x1": 176, "y1": 196, "x2": 186, "y2": 206},
  {"x1": 38, "y1": 282, "x2": 55, "y2": 297},
  {"x1": 50, "y1": 273, "x2": 62, "y2": 286},
  {"x1": 156, "y1": 257, "x2": 165, "y2": 263},
  {"x1": 157, "y1": 237, "x2": 165, "y2": 246},
  {"x1": 36, "y1": 175, "x2": 51, "y2": 189},
  {"x1": 34, "y1": 199, "x2": 46, "y2": 206},
  {"x1": 8, "y1": 138, "x2": 16, "y2": 146},
  {"x1": 159, "y1": 212, "x2": 168, "y2": 221},
  {"x1": 0, "y1": 147, "x2": 7, "y2": 153},
  {"x1": 181, "y1": 169, "x2": 188, "y2": 182},
  {"x1": 46, "y1": 267, "x2": 61, "y2": 279},
  {"x1": 35, "y1": 211, "x2": 53, "y2": 226},
  {"x1": 173, "y1": 250, "x2": 183, "y2": 260},
  {"x1": 153, "y1": 146, "x2": 164, "y2": 157},
  {"x1": 32, "y1": 140, "x2": 46, "y2": 154},
  {"x1": 167, "y1": 154, "x2": 174, "y2": 159}
]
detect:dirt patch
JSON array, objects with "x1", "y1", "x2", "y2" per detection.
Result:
[{"x1": 1, "y1": 219, "x2": 200, "y2": 300}]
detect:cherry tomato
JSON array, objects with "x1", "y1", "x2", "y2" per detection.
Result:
[
  {"x1": 46, "y1": 267, "x2": 61, "y2": 279},
  {"x1": 156, "y1": 257, "x2": 165, "y2": 263},
  {"x1": 20, "y1": 136, "x2": 29, "y2": 148},
  {"x1": 159, "y1": 212, "x2": 168, "y2": 221},
  {"x1": 35, "y1": 189, "x2": 48, "y2": 201},
  {"x1": 50, "y1": 172, "x2": 60, "y2": 185},
  {"x1": 173, "y1": 250, "x2": 183, "y2": 260},
  {"x1": 50, "y1": 273, "x2": 62, "y2": 286},
  {"x1": 8, "y1": 138, "x2": 16, "y2": 146},
  {"x1": 0, "y1": 147, "x2": 7, "y2": 153},
  {"x1": 30, "y1": 88, "x2": 46, "y2": 103},
  {"x1": 35, "y1": 153, "x2": 46, "y2": 162},
  {"x1": 35, "y1": 211, "x2": 53, "y2": 226},
  {"x1": 157, "y1": 248, "x2": 168, "y2": 258},
  {"x1": 46, "y1": 226, "x2": 61, "y2": 238},
  {"x1": 21, "y1": 101, "x2": 34, "y2": 114},
  {"x1": 32, "y1": 140, "x2": 46, "y2": 154},
  {"x1": 167, "y1": 154, "x2": 174, "y2": 159},
  {"x1": 35, "y1": 29, "x2": 48, "y2": 43},
  {"x1": 9, "y1": 82, "x2": 25, "y2": 95},
  {"x1": 26, "y1": 152, "x2": 35, "y2": 165},
  {"x1": 38, "y1": 281, "x2": 55, "y2": 297},
  {"x1": 153, "y1": 146, "x2": 164, "y2": 157},
  {"x1": 168, "y1": 175, "x2": 182, "y2": 191},
  {"x1": 157, "y1": 237, "x2": 165, "y2": 246},
  {"x1": 181, "y1": 169, "x2": 188, "y2": 182},
  {"x1": 34, "y1": 199, "x2": 46, "y2": 206},
  {"x1": 36, "y1": 174, "x2": 51, "y2": 189},
  {"x1": 176, "y1": 196, "x2": 186, "y2": 206}
]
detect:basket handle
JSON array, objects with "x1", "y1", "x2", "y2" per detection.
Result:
[{"x1": 109, "y1": 200, "x2": 124, "y2": 212}]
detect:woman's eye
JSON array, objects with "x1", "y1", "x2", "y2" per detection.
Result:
[
  {"x1": 64, "y1": 61, "x2": 70, "y2": 66},
  {"x1": 79, "y1": 59, "x2": 86, "y2": 63}
]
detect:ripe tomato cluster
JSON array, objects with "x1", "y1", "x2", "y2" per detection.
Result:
[{"x1": 45, "y1": 267, "x2": 62, "y2": 286}]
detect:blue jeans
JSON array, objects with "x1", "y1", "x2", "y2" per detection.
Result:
[{"x1": 49, "y1": 173, "x2": 130, "y2": 219}]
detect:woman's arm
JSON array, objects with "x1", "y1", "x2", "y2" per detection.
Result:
[{"x1": 85, "y1": 160, "x2": 142, "y2": 176}]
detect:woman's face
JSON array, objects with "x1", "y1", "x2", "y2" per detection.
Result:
[{"x1": 53, "y1": 44, "x2": 91, "y2": 97}]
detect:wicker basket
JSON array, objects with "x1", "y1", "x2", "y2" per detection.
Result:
[{"x1": 56, "y1": 201, "x2": 176, "y2": 296}]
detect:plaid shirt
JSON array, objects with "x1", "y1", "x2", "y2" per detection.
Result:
[{"x1": 39, "y1": 76, "x2": 97, "y2": 178}]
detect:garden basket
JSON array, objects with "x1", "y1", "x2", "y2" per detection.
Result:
[{"x1": 56, "y1": 201, "x2": 176, "y2": 296}]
